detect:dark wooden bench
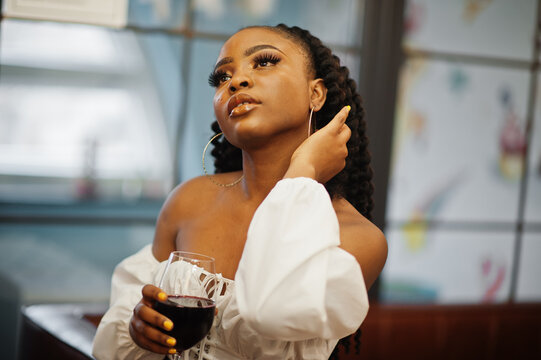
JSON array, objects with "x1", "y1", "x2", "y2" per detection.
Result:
[
  {"x1": 19, "y1": 303, "x2": 107, "y2": 360},
  {"x1": 338, "y1": 303, "x2": 541, "y2": 359},
  {"x1": 20, "y1": 302, "x2": 541, "y2": 359}
]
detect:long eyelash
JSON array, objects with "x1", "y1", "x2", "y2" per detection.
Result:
[
  {"x1": 253, "y1": 52, "x2": 281, "y2": 66},
  {"x1": 208, "y1": 70, "x2": 227, "y2": 88},
  {"x1": 208, "y1": 53, "x2": 281, "y2": 87}
]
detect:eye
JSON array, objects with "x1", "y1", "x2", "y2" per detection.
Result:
[
  {"x1": 208, "y1": 70, "x2": 231, "y2": 88},
  {"x1": 253, "y1": 52, "x2": 281, "y2": 69}
]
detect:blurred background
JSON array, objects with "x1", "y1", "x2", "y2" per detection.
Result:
[{"x1": 1, "y1": 0, "x2": 540, "y2": 359}]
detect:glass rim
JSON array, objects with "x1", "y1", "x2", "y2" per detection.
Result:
[{"x1": 168, "y1": 250, "x2": 215, "y2": 263}]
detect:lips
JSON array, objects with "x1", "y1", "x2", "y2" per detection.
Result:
[{"x1": 227, "y1": 93, "x2": 261, "y2": 117}]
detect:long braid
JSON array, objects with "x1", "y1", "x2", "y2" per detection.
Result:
[
  {"x1": 209, "y1": 24, "x2": 374, "y2": 359},
  {"x1": 274, "y1": 24, "x2": 374, "y2": 219}
]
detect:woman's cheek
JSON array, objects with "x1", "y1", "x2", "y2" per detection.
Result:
[{"x1": 213, "y1": 92, "x2": 227, "y2": 118}]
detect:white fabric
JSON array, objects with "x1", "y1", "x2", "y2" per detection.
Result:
[
  {"x1": 92, "y1": 177, "x2": 369, "y2": 360},
  {"x1": 93, "y1": 244, "x2": 164, "y2": 360},
  {"x1": 235, "y1": 178, "x2": 369, "y2": 341}
]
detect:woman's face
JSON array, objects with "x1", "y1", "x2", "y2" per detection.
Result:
[{"x1": 211, "y1": 28, "x2": 313, "y2": 148}]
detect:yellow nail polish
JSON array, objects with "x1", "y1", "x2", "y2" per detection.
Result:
[
  {"x1": 158, "y1": 292, "x2": 167, "y2": 301},
  {"x1": 346, "y1": 105, "x2": 351, "y2": 111},
  {"x1": 168, "y1": 348, "x2": 177, "y2": 354},
  {"x1": 167, "y1": 337, "x2": 176, "y2": 346},
  {"x1": 163, "y1": 320, "x2": 173, "y2": 330}
]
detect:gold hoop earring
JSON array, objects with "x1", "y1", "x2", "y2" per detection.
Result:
[
  {"x1": 202, "y1": 132, "x2": 244, "y2": 187},
  {"x1": 308, "y1": 107, "x2": 314, "y2": 137}
]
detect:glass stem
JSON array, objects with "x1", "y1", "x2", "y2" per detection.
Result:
[{"x1": 169, "y1": 351, "x2": 184, "y2": 360}]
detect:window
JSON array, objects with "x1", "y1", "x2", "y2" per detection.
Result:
[
  {"x1": 0, "y1": 19, "x2": 172, "y2": 203},
  {"x1": 381, "y1": 0, "x2": 541, "y2": 304}
]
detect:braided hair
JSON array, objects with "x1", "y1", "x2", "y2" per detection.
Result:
[{"x1": 209, "y1": 24, "x2": 374, "y2": 358}]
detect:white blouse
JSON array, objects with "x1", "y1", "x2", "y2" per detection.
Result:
[{"x1": 92, "y1": 177, "x2": 369, "y2": 360}]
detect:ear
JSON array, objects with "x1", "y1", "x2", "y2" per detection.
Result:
[{"x1": 308, "y1": 78, "x2": 327, "y2": 111}]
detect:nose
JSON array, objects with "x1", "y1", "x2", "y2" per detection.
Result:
[{"x1": 229, "y1": 71, "x2": 252, "y2": 93}]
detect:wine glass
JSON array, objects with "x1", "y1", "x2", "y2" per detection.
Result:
[{"x1": 153, "y1": 251, "x2": 217, "y2": 359}]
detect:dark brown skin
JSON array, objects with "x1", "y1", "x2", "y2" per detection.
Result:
[{"x1": 128, "y1": 28, "x2": 388, "y2": 355}]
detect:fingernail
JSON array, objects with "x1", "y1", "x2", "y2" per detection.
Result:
[
  {"x1": 158, "y1": 292, "x2": 167, "y2": 301},
  {"x1": 346, "y1": 105, "x2": 351, "y2": 111},
  {"x1": 168, "y1": 348, "x2": 177, "y2": 354},
  {"x1": 167, "y1": 337, "x2": 176, "y2": 346},
  {"x1": 164, "y1": 320, "x2": 173, "y2": 330}
]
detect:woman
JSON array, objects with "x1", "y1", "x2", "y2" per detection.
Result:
[{"x1": 93, "y1": 24, "x2": 387, "y2": 360}]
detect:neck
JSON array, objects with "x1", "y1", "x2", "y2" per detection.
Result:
[{"x1": 238, "y1": 131, "x2": 305, "y2": 202}]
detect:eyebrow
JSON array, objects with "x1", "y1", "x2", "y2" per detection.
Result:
[
  {"x1": 213, "y1": 44, "x2": 284, "y2": 72},
  {"x1": 244, "y1": 44, "x2": 283, "y2": 57}
]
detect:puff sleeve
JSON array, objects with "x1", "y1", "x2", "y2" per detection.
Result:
[
  {"x1": 233, "y1": 177, "x2": 369, "y2": 341},
  {"x1": 92, "y1": 245, "x2": 164, "y2": 360}
]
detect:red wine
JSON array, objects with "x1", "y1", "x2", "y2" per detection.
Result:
[{"x1": 154, "y1": 295, "x2": 215, "y2": 352}]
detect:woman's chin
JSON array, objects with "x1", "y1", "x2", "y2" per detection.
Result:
[
  {"x1": 222, "y1": 114, "x2": 306, "y2": 149},
  {"x1": 229, "y1": 129, "x2": 271, "y2": 150}
]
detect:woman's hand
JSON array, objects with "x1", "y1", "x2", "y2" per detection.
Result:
[
  {"x1": 129, "y1": 284, "x2": 177, "y2": 355},
  {"x1": 284, "y1": 105, "x2": 352, "y2": 183}
]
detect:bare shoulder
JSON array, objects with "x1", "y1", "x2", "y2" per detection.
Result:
[
  {"x1": 152, "y1": 176, "x2": 207, "y2": 260},
  {"x1": 152, "y1": 172, "x2": 243, "y2": 260},
  {"x1": 332, "y1": 197, "x2": 388, "y2": 289},
  {"x1": 162, "y1": 175, "x2": 218, "y2": 219},
  {"x1": 158, "y1": 171, "x2": 242, "y2": 219}
]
